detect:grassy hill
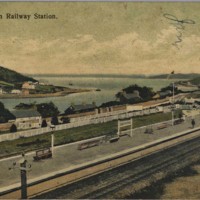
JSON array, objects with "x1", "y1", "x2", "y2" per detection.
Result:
[
  {"x1": 0, "y1": 81, "x2": 14, "y2": 87},
  {"x1": 148, "y1": 73, "x2": 200, "y2": 79},
  {"x1": 190, "y1": 76, "x2": 200, "y2": 85},
  {"x1": 0, "y1": 66, "x2": 37, "y2": 84}
]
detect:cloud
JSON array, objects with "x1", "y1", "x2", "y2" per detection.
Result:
[{"x1": 0, "y1": 25, "x2": 200, "y2": 74}]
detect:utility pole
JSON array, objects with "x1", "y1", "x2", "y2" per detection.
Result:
[
  {"x1": 50, "y1": 125, "x2": 55, "y2": 157},
  {"x1": 20, "y1": 158, "x2": 27, "y2": 199},
  {"x1": 9, "y1": 153, "x2": 31, "y2": 199}
]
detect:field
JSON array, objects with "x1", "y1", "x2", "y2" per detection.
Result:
[
  {"x1": 34, "y1": 84, "x2": 58, "y2": 93},
  {"x1": 0, "y1": 81, "x2": 14, "y2": 87}
]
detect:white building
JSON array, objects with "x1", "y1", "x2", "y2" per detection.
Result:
[
  {"x1": 22, "y1": 82, "x2": 36, "y2": 90},
  {"x1": 126, "y1": 105, "x2": 143, "y2": 111},
  {"x1": 11, "y1": 89, "x2": 21, "y2": 94},
  {"x1": 10, "y1": 110, "x2": 42, "y2": 130},
  {"x1": 184, "y1": 97, "x2": 200, "y2": 104},
  {"x1": 177, "y1": 85, "x2": 199, "y2": 92}
]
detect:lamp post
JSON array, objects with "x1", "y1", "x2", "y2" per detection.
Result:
[
  {"x1": 9, "y1": 153, "x2": 31, "y2": 199},
  {"x1": 50, "y1": 125, "x2": 55, "y2": 157}
]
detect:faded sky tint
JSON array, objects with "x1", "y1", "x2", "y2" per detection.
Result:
[{"x1": 0, "y1": 2, "x2": 200, "y2": 74}]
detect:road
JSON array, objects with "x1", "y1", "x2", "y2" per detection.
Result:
[{"x1": 0, "y1": 114, "x2": 200, "y2": 191}]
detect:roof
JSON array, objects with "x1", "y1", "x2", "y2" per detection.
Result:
[
  {"x1": 71, "y1": 104, "x2": 96, "y2": 111},
  {"x1": 11, "y1": 110, "x2": 41, "y2": 118},
  {"x1": 123, "y1": 91, "x2": 141, "y2": 100},
  {"x1": 160, "y1": 90, "x2": 172, "y2": 97},
  {"x1": 181, "y1": 105, "x2": 193, "y2": 110}
]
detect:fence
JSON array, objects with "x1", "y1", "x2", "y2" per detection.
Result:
[
  {"x1": 131, "y1": 120, "x2": 173, "y2": 135},
  {"x1": 0, "y1": 106, "x2": 167, "y2": 142}
]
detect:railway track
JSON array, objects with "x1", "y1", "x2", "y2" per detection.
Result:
[
  {"x1": 35, "y1": 135, "x2": 200, "y2": 199},
  {"x1": 83, "y1": 145, "x2": 199, "y2": 199}
]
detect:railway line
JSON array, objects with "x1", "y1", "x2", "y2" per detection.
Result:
[{"x1": 34, "y1": 135, "x2": 200, "y2": 199}]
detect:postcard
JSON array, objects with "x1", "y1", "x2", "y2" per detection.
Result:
[{"x1": 0, "y1": 1, "x2": 200, "y2": 199}]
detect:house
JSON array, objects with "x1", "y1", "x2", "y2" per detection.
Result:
[
  {"x1": 65, "y1": 102, "x2": 96, "y2": 114},
  {"x1": 0, "y1": 87, "x2": 7, "y2": 94},
  {"x1": 11, "y1": 89, "x2": 21, "y2": 94},
  {"x1": 184, "y1": 97, "x2": 200, "y2": 104},
  {"x1": 10, "y1": 110, "x2": 42, "y2": 129},
  {"x1": 119, "y1": 90, "x2": 142, "y2": 103},
  {"x1": 180, "y1": 104, "x2": 193, "y2": 110},
  {"x1": 184, "y1": 98, "x2": 195, "y2": 104},
  {"x1": 39, "y1": 82, "x2": 47, "y2": 86},
  {"x1": 152, "y1": 93, "x2": 160, "y2": 99},
  {"x1": 22, "y1": 88, "x2": 29, "y2": 95},
  {"x1": 22, "y1": 82, "x2": 36, "y2": 90},
  {"x1": 176, "y1": 85, "x2": 199, "y2": 92},
  {"x1": 0, "y1": 87, "x2": 3, "y2": 94},
  {"x1": 159, "y1": 90, "x2": 172, "y2": 98}
]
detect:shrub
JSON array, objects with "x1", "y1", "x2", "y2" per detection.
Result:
[
  {"x1": 10, "y1": 124, "x2": 17, "y2": 133},
  {"x1": 41, "y1": 119, "x2": 47, "y2": 127},
  {"x1": 61, "y1": 117, "x2": 70, "y2": 124},
  {"x1": 51, "y1": 116, "x2": 59, "y2": 125}
]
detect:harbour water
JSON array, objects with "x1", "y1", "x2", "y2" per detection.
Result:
[{"x1": 0, "y1": 76, "x2": 178, "y2": 113}]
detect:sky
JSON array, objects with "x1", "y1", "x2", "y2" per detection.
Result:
[{"x1": 0, "y1": 2, "x2": 200, "y2": 74}]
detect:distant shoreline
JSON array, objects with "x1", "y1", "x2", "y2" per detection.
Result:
[
  {"x1": 0, "y1": 88, "x2": 91, "y2": 99},
  {"x1": 29, "y1": 73, "x2": 199, "y2": 79}
]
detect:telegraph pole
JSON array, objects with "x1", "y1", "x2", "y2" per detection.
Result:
[
  {"x1": 20, "y1": 157, "x2": 27, "y2": 199},
  {"x1": 9, "y1": 153, "x2": 31, "y2": 199},
  {"x1": 50, "y1": 125, "x2": 55, "y2": 157}
]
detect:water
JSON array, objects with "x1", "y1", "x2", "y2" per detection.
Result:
[{"x1": 0, "y1": 76, "x2": 177, "y2": 113}]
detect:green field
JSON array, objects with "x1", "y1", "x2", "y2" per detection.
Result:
[
  {"x1": 0, "y1": 112, "x2": 176, "y2": 158},
  {"x1": 0, "y1": 81, "x2": 14, "y2": 87},
  {"x1": 35, "y1": 84, "x2": 56, "y2": 93}
]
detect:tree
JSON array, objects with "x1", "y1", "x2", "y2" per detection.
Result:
[
  {"x1": 15, "y1": 103, "x2": 35, "y2": 110},
  {"x1": 179, "y1": 111, "x2": 183, "y2": 120},
  {"x1": 37, "y1": 102, "x2": 60, "y2": 118},
  {"x1": 41, "y1": 119, "x2": 47, "y2": 127},
  {"x1": 115, "y1": 84, "x2": 155, "y2": 104},
  {"x1": 100, "y1": 101, "x2": 121, "y2": 108},
  {"x1": 61, "y1": 117, "x2": 70, "y2": 124},
  {"x1": 51, "y1": 116, "x2": 59, "y2": 125},
  {"x1": 0, "y1": 101, "x2": 5, "y2": 110},
  {"x1": 0, "y1": 101, "x2": 15, "y2": 123},
  {"x1": 160, "y1": 85, "x2": 179, "y2": 94},
  {"x1": 10, "y1": 124, "x2": 17, "y2": 133}
]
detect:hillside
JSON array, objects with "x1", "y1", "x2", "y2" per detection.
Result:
[
  {"x1": 148, "y1": 73, "x2": 200, "y2": 79},
  {"x1": 0, "y1": 66, "x2": 37, "y2": 84},
  {"x1": 190, "y1": 76, "x2": 200, "y2": 85}
]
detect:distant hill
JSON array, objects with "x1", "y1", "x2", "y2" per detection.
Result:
[
  {"x1": 28, "y1": 73, "x2": 146, "y2": 78},
  {"x1": 148, "y1": 73, "x2": 200, "y2": 80},
  {"x1": 0, "y1": 66, "x2": 37, "y2": 84},
  {"x1": 190, "y1": 76, "x2": 200, "y2": 85}
]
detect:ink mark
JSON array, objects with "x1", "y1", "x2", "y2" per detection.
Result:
[{"x1": 163, "y1": 13, "x2": 195, "y2": 50}]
